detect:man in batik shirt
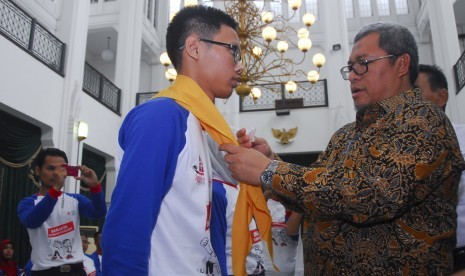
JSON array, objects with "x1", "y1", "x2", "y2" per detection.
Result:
[{"x1": 220, "y1": 22, "x2": 465, "y2": 275}]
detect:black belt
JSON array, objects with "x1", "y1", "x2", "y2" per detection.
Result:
[
  {"x1": 39, "y1": 262, "x2": 84, "y2": 273},
  {"x1": 454, "y1": 247, "x2": 465, "y2": 272}
]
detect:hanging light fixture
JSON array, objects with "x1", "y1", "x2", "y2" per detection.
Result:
[
  {"x1": 160, "y1": 52, "x2": 171, "y2": 67},
  {"x1": 285, "y1": 81, "x2": 297, "y2": 94},
  {"x1": 160, "y1": 0, "x2": 326, "y2": 100},
  {"x1": 159, "y1": 51, "x2": 177, "y2": 83},
  {"x1": 184, "y1": 0, "x2": 198, "y2": 6},
  {"x1": 226, "y1": 0, "x2": 325, "y2": 100},
  {"x1": 101, "y1": 36, "x2": 114, "y2": 61},
  {"x1": 165, "y1": 68, "x2": 177, "y2": 82},
  {"x1": 250, "y1": 87, "x2": 261, "y2": 103}
]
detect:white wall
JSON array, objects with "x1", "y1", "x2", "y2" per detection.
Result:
[
  {"x1": 0, "y1": 36, "x2": 64, "y2": 145},
  {"x1": 0, "y1": 35, "x2": 121, "y2": 192}
]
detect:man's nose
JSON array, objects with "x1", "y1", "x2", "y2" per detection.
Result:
[
  {"x1": 235, "y1": 62, "x2": 243, "y2": 75},
  {"x1": 348, "y1": 70, "x2": 360, "y2": 82}
]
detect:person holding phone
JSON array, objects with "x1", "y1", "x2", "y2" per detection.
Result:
[{"x1": 17, "y1": 148, "x2": 107, "y2": 276}]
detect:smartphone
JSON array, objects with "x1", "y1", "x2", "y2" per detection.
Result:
[{"x1": 64, "y1": 165, "x2": 79, "y2": 177}]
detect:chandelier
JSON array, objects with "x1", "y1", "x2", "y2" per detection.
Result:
[
  {"x1": 160, "y1": 0, "x2": 325, "y2": 100},
  {"x1": 227, "y1": 0, "x2": 325, "y2": 100}
]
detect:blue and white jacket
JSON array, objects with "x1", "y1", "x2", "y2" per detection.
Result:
[
  {"x1": 17, "y1": 188, "x2": 106, "y2": 271},
  {"x1": 102, "y1": 98, "x2": 221, "y2": 275}
]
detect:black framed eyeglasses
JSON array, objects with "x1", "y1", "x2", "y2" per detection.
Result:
[
  {"x1": 340, "y1": 54, "x2": 401, "y2": 80},
  {"x1": 199, "y1": 38, "x2": 241, "y2": 64}
]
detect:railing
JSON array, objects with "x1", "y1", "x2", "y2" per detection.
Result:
[
  {"x1": 136, "y1": 92, "x2": 158, "y2": 106},
  {"x1": 0, "y1": 0, "x2": 66, "y2": 75},
  {"x1": 454, "y1": 50, "x2": 465, "y2": 95},
  {"x1": 83, "y1": 62, "x2": 121, "y2": 115},
  {"x1": 240, "y1": 80, "x2": 328, "y2": 112},
  {"x1": 135, "y1": 80, "x2": 328, "y2": 112}
]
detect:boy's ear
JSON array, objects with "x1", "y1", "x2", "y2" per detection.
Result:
[{"x1": 185, "y1": 36, "x2": 200, "y2": 61}]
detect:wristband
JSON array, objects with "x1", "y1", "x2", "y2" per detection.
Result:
[{"x1": 89, "y1": 183, "x2": 102, "y2": 193}]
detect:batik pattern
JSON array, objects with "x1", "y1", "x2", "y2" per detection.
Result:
[{"x1": 271, "y1": 89, "x2": 465, "y2": 275}]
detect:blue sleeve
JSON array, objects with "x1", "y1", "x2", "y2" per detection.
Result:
[
  {"x1": 210, "y1": 181, "x2": 228, "y2": 276},
  {"x1": 17, "y1": 194, "x2": 57, "y2": 229},
  {"x1": 24, "y1": 259, "x2": 32, "y2": 276},
  {"x1": 102, "y1": 98, "x2": 188, "y2": 275},
  {"x1": 70, "y1": 191, "x2": 106, "y2": 219},
  {"x1": 89, "y1": 252, "x2": 101, "y2": 276}
]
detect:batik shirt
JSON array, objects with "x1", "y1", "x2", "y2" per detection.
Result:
[{"x1": 268, "y1": 89, "x2": 465, "y2": 275}]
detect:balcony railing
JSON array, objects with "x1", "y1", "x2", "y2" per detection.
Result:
[
  {"x1": 240, "y1": 80, "x2": 328, "y2": 112},
  {"x1": 83, "y1": 62, "x2": 121, "y2": 115},
  {"x1": 454, "y1": 50, "x2": 465, "y2": 95},
  {"x1": 136, "y1": 92, "x2": 158, "y2": 106},
  {"x1": 0, "y1": 0, "x2": 66, "y2": 75}
]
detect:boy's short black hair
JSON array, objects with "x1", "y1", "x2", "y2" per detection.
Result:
[{"x1": 166, "y1": 5, "x2": 237, "y2": 70}]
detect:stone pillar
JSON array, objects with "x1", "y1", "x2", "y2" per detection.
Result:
[
  {"x1": 115, "y1": 0, "x2": 145, "y2": 117},
  {"x1": 426, "y1": 0, "x2": 461, "y2": 121},
  {"x1": 56, "y1": 0, "x2": 91, "y2": 193},
  {"x1": 320, "y1": 0, "x2": 355, "y2": 132}
]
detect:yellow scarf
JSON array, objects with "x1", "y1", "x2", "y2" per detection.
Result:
[{"x1": 155, "y1": 75, "x2": 274, "y2": 276}]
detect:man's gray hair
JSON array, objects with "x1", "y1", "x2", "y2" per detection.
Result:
[{"x1": 354, "y1": 22, "x2": 419, "y2": 85}]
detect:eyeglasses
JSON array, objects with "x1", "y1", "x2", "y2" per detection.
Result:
[
  {"x1": 199, "y1": 38, "x2": 242, "y2": 64},
  {"x1": 340, "y1": 54, "x2": 401, "y2": 80}
]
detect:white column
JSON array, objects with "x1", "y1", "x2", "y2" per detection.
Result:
[
  {"x1": 115, "y1": 0, "x2": 145, "y2": 117},
  {"x1": 426, "y1": 0, "x2": 461, "y2": 121},
  {"x1": 319, "y1": 0, "x2": 355, "y2": 132},
  {"x1": 56, "y1": 0, "x2": 91, "y2": 193}
]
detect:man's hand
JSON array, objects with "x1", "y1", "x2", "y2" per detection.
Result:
[
  {"x1": 76, "y1": 165, "x2": 99, "y2": 188},
  {"x1": 219, "y1": 143, "x2": 271, "y2": 185},
  {"x1": 236, "y1": 128, "x2": 274, "y2": 159}
]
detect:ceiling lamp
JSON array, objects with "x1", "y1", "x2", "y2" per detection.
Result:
[
  {"x1": 101, "y1": 36, "x2": 114, "y2": 62},
  {"x1": 250, "y1": 87, "x2": 261, "y2": 102},
  {"x1": 313, "y1": 53, "x2": 326, "y2": 68},
  {"x1": 224, "y1": 0, "x2": 325, "y2": 99},
  {"x1": 307, "y1": 70, "x2": 319, "y2": 83},
  {"x1": 160, "y1": 52, "x2": 171, "y2": 67},
  {"x1": 159, "y1": 0, "x2": 325, "y2": 101},
  {"x1": 165, "y1": 68, "x2": 177, "y2": 82},
  {"x1": 184, "y1": 0, "x2": 198, "y2": 6},
  {"x1": 285, "y1": 81, "x2": 297, "y2": 94},
  {"x1": 303, "y1": 13, "x2": 316, "y2": 26}
]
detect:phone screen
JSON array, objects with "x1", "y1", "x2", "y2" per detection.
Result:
[{"x1": 64, "y1": 165, "x2": 79, "y2": 177}]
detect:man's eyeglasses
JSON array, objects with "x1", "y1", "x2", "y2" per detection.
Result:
[
  {"x1": 199, "y1": 38, "x2": 241, "y2": 64},
  {"x1": 340, "y1": 54, "x2": 401, "y2": 80}
]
